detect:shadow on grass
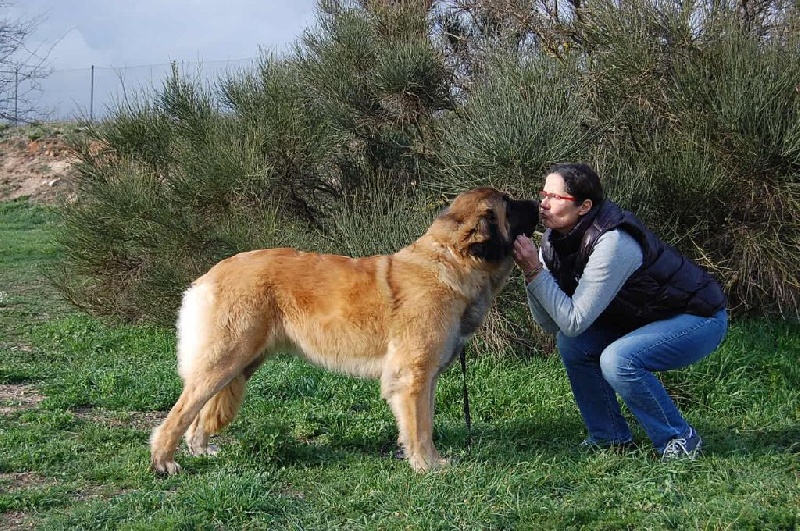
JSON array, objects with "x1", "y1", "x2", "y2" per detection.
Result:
[
  {"x1": 197, "y1": 413, "x2": 800, "y2": 473},
  {"x1": 174, "y1": 414, "x2": 585, "y2": 473},
  {"x1": 697, "y1": 423, "x2": 800, "y2": 456}
]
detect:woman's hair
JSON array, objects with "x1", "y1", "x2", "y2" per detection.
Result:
[{"x1": 548, "y1": 163, "x2": 604, "y2": 205}]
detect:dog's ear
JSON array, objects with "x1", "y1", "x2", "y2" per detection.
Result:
[{"x1": 467, "y1": 209, "x2": 509, "y2": 261}]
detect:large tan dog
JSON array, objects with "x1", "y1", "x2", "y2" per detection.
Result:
[{"x1": 150, "y1": 187, "x2": 538, "y2": 474}]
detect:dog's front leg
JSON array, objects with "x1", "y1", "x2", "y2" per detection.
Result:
[
  {"x1": 381, "y1": 365, "x2": 446, "y2": 472},
  {"x1": 427, "y1": 373, "x2": 444, "y2": 463}
]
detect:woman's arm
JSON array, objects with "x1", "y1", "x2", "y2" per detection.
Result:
[
  {"x1": 523, "y1": 252, "x2": 560, "y2": 334},
  {"x1": 526, "y1": 230, "x2": 643, "y2": 337}
]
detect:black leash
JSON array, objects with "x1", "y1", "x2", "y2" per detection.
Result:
[{"x1": 458, "y1": 344, "x2": 472, "y2": 449}]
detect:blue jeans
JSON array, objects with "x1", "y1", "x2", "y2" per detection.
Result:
[{"x1": 558, "y1": 309, "x2": 728, "y2": 452}]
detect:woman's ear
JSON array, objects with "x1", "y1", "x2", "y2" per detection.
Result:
[{"x1": 577, "y1": 199, "x2": 593, "y2": 216}]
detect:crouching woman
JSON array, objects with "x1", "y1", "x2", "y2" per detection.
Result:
[{"x1": 513, "y1": 162, "x2": 728, "y2": 459}]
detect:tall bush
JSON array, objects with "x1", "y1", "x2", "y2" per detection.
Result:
[
  {"x1": 576, "y1": 0, "x2": 800, "y2": 318},
  {"x1": 434, "y1": 51, "x2": 594, "y2": 354},
  {"x1": 297, "y1": 0, "x2": 452, "y2": 191},
  {"x1": 437, "y1": 52, "x2": 592, "y2": 195},
  {"x1": 53, "y1": 60, "x2": 335, "y2": 324}
]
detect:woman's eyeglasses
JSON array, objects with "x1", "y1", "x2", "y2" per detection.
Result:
[{"x1": 538, "y1": 190, "x2": 577, "y2": 202}]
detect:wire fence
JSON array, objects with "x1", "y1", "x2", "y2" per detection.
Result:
[{"x1": 18, "y1": 57, "x2": 257, "y2": 124}]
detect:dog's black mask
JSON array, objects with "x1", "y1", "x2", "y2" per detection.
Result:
[
  {"x1": 470, "y1": 198, "x2": 540, "y2": 262},
  {"x1": 509, "y1": 198, "x2": 540, "y2": 239}
]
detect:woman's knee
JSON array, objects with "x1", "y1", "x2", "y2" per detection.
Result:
[{"x1": 599, "y1": 346, "x2": 633, "y2": 386}]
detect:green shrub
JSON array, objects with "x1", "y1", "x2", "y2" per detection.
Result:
[
  {"x1": 437, "y1": 52, "x2": 592, "y2": 195},
  {"x1": 52, "y1": 61, "x2": 333, "y2": 325},
  {"x1": 318, "y1": 173, "x2": 439, "y2": 257},
  {"x1": 578, "y1": 1, "x2": 800, "y2": 318},
  {"x1": 296, "y1": 0, "x2": 451, "y2": 192}
]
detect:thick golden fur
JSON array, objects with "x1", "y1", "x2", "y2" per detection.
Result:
[{"x1": 150, "y1": 187, "x2": 539, "y2": 474}]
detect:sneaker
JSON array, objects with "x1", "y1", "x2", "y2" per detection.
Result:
[{"x1": 662, "y1": 427, "x2": 702, "y2": 460}]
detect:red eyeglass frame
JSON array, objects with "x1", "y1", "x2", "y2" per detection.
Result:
[{"x1": 539, "y1": 190, "x2": 577, "y2": 202}]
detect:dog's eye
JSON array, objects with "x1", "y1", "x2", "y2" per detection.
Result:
[{"x1": 485, "y1": 209, "x2": 497, "y2": 223}]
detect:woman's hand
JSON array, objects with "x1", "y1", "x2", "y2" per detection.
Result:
[{"x1": 513, "y1": 235, "x2": 543, "y2": 282}]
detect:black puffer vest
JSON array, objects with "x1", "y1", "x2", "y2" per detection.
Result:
[{"x1": 541, "y1": 200, "x2": 727, "y2": 332}]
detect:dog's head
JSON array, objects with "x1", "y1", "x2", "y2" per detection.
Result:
[{"x1": 435, "y1": 187, "x2": 539, "y2": 263}]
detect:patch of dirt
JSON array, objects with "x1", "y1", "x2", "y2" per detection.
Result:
[
  {"x1": 71, "y1": 407, "x2": 167, "y2": 431},
  {"x1": 0, "y1": 473, "x2": 134, "y2": 530},
  {"x1": 0, "y1": 383, "x2": 45, "y2": 415},
  {"x1": 0, "y1": 511, "x2": 33, "y2": 530},
  {"x1": 0, "y1": 133, "x2": 78, "y2": 204},
  {"x1": 0, "y1": 472, "x2": 54, "y2": 530},
  {"x1": 0, "y1": 471, "x2": 56, "y2": 493}
]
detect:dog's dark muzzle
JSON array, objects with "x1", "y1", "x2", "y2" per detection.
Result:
[{"x1": 509, "y1": 199, "x2": 540, "y2": 238}]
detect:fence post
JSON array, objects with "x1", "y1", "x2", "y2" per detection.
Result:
[
  {"x1": 90, "y1": 65, "x2": 95, "y2": 121},
  {"x1": 14, "y1": 68, "x2": 18, "y2": 126}
]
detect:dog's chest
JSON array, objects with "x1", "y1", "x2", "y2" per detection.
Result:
[{"x1": 459, "y1": 289, "x2": 492, "y2": 338}]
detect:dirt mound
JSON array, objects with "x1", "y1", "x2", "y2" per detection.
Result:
[{"x1": 0, "y1": 131, "x2": 78, "y2": 204}]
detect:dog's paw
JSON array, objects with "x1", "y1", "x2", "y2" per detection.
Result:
[
  {"x1": 408, "y1": 454, "x2": 450, "y2": 473},
  {"x1": 151, "y1": 459, "x2": 182, "y2": 475},
  {"x1": 187, "y1": 443, "x2": 219, "y2": 457}
]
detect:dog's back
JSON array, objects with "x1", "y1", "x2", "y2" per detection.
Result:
[{"x1": 178, "y1": 248, "x2": 402, "y2": 381}]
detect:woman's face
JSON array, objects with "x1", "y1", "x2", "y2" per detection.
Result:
[{"x1": 539, "y1": 173, "x2": 592, "y2": 235}]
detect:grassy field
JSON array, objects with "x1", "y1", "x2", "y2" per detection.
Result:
[{"x1": 1, "y1": 200, "x2": 798, "y2": 530}]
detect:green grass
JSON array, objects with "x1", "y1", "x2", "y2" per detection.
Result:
[{"x1": 1, "y1": 201, "x2": 798, "y2": 530}]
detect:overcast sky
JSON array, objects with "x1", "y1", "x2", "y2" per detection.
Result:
[
  {"x1": 15, "y1": 0, "x2": 318, "y2": 69},
  {"x1": 8, "y1": 0, "x2": 319, "y2": 120}
]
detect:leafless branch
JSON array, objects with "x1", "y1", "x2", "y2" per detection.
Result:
[{"x1": 0, "y1": 0, "x2": 54, "y2": 123}]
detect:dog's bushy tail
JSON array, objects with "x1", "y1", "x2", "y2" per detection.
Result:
[{"x1": 176, "y1": 282, "x2": 215, "y2": 381}]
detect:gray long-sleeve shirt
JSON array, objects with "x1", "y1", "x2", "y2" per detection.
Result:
[{"x1": 525, "y1": 229, "x2": 643, "y2": 337}]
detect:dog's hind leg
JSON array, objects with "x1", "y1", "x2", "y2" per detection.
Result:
[
  {"x1": 184, "y1": 353, "x2": 267, "y2": 456},
  {"x1": 184, "y1": 374, "x2": 245, "y2": 456},
  {"x1": 151, "y1": 343, "x2": 268, "y2": 476},
  {"x1": 150, "y1": 362, "x2": 243, "y2": 474}
]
